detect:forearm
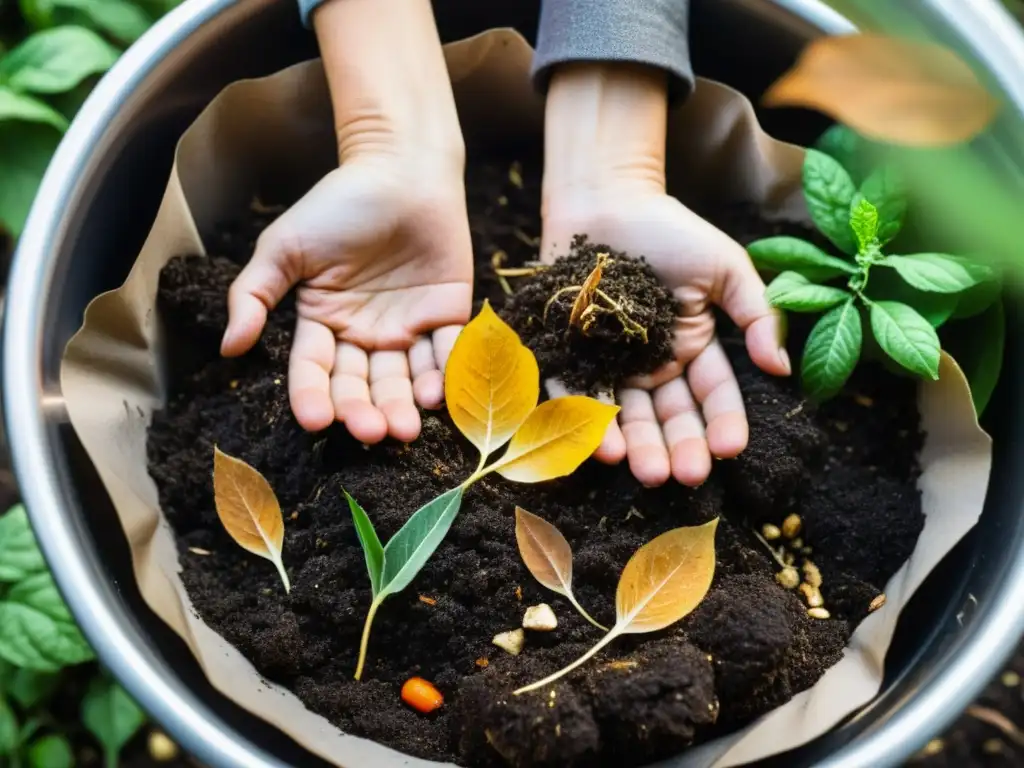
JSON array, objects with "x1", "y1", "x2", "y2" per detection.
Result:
[
  {"x1": 312, "y1": 0, "x2": 464, "y2": 167},
  {"x1": 543, "y1": 62, "x2": 669, "y2": 214}
]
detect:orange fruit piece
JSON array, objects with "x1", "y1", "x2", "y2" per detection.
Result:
[{"x1": 401, "y1": 677, "x2": 443, "y2": 714}]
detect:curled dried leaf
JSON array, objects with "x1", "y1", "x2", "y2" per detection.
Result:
[
  {"x1": 493, "y1": 397, "x2": 619, "y2": 483},
  {"x1": 445, "y1": 300, "x2": 539, "y2": 465},
  {"x1": 764, "y1": 34, "x2": 999, "y2": 146},
  {"x1": 515, "y1": 508, "x2": 607, "y2": 630},
  {"x1": 212, "y1": 446, "x2": 289, "y2": 592},
  {"x1": 514, "y1": 519, "x2": 718, "y2": 695},
  {"x1": 569, "y1": 253, "x2": 608, "y2": 328}
]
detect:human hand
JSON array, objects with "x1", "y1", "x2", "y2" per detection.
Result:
[
  {"x1": 221, "y1": 0, "x2": 472, "y2": 443},
  {"x1": 541, "y1": 63, "x2": 790, "y2": 488}
]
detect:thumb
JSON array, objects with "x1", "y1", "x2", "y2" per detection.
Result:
[
  {"x1": 717, "y1": 244, "x2": 792, "y2": 378},
  {"x1": 221, "y1": 224, "x2": 301, "y2": 357}
]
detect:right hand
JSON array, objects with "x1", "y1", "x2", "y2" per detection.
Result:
[{"x1": 221, "y1": 155, "x2": 473, "y2": 443}]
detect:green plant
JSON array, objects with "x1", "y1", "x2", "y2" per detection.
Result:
[
  {"x1": 0, "y1": 0, "x2": 180, "y2": 238},
  {"x1": 0, "y1": 505, "x2": 147, "y2": 767},
  {"x1": 747, "y1": 147, "x2": 1003, "y2": 409}
]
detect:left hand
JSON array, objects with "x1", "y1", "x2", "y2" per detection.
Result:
[{"x1": 542, "y1": 185, "x2": 791, "y2": 488}]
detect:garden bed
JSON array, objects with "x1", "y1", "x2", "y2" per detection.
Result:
[{"x1": 143, "y1": 148, "x2": 924, "y2": 767}]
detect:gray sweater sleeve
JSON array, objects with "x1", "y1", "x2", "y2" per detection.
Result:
[{"x1": 532, "y1": 0, "x2": 694, "y2": 101}]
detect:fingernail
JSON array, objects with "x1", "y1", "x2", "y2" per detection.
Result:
[{"x1": 779, "y1": 348, "x2": 792, "y2": 376}]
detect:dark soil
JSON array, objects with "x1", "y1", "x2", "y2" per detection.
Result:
[
  {"x1": 501, "y1": 237, "x2": 677, "y2": 395},
  {"x1": 147, "y1": 150, "x2": 924, "y2": 767}
]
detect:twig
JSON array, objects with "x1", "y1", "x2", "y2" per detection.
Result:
[{"x1": 967, "y1": 705, "x2": 1024, "y2": 748}]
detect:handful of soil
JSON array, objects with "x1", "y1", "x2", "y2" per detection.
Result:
[{"x1": 501, "y1": 235, "x2": 677, "y2": 395}]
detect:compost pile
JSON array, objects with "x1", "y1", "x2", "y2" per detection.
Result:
[{"x1": 147, "y1": 151, "x2": 924, "y2": 767}]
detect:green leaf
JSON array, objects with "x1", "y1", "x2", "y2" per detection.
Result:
[
  {"x1": 0, "y1": 571, "x2": 94, "y2": 671},
  {"x1": 950, "y1": 278, "x2": 1001, "y2": 320},
  {"x1": 815, "y1": 124, "x2": 862, "y2": 174},
  {"x1": 802, "y1": 148, "x2": 858, "y2": 255},
  {"x1": 381, "y1": 487, "x2": 464, "y2": 597},
  {"x1": 0, "y1": 121, "x2": 62, "y2": 237},
  {"x1": 27, "y1": 734, "x2": 73, "y2": 768},
  {"x1": 869, "y1": 301, "x2": 941, "y2": 380},
  {"x1": 344, "y1": 491, "x2": 384, "y2": 598},
  {"x1": 82, "y1": 676, "x2": 146, "y2": 768},
  {"x1": 849, "y1": 197, "x2": 879, "y2": 252},
  {"x1": 0, "y1": 659, "x2": 12, "y2": 694},
  {"x1": 883, "y1": 253, "x2": 993, "y2": 294},
  {"x1": 947, "y1": 300, "x2": 1004, "y2": 417},
  {"x1": 0, "y1": 696, "x2": 17, "y2": 756},
  {"x1": 7, "y1": 669, "x2": 61, "y2": 709},
  {"x1": 801, "y1": 300, "x2": 862, "y2": 400},
  {"x1": 858, "y1": 166, "x2": 907, "y2": 245},
  {"x1": 765, "y1": 271, "x2": 850, "y2": 312},
  {"x1": 51, "y1": 0, "x2": 153, "y2": 43},
  {"x1": 0, "y1": 87, "x2": 68, "y2": 131},
  {"x1": 0, "y1": 505, "x2": 46, "y2": 582},
  {"x1": 866, "y1": 269, "x2": 959, "y2": 328},
  {"x1": 0, "y1": 26, "x2": 119, "y2": 94},
  {"x1": 746, "y1": 236, "x2": 857, "y2": 281},
  {"x1": 19, "y1": 716, "x2": 43, "y2": 745}
]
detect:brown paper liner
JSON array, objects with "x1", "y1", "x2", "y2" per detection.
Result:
[{"x1": 60, "y1": 29, "x2": 991, "y2": 768}]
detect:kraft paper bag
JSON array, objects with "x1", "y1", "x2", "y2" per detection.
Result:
[{"x1": 60, "y1": 28, "x2": 992, "y2": 768}]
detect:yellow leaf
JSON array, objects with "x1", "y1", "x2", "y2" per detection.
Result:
[
  {"x1": 493, "y1": 397, "x2": 619, "y2": 483},
  {"x1": 615, "y1": 518, "x2": 718, "y2": 633},
  {"x1": 764, "y1": 34, "x2": 999, "y2": 146},
  {"x1": 569, "y1": 254, "x2": 607, "y2": 328},
  {"x1": 212, "y1": 446, "x2": 290, "y2": 592},
  {"x1": 513, "y1": 519, "x2": 718, "y2": 695},
  {"x1": 445, "y1": 300, "x2": 539, "y2": 463},
  {"x1": 515, "y1": 507, "x2": 606, "y2": 630}
]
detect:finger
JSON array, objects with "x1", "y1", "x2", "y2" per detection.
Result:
[
  {"x1": 619, "y1": 389, "x2": 670, "y2": 488},
  {"x1": 652, "y1": 377, "x2": 711, "y2": 487},
  {"x1": 625, "y1": 359, "x2": 684, "y2": 391},
  {"x1": 288, "y1": 318, "x2": 336, "y2": 432},
  {"x1": 370, "y1": 350, "x2": 420, "y2": 443},
  {"x1": 331, "y1": 342, "x2": 387, "y2": 443},
  {"x1": 409, "y1": 337, "x2": 444, "y2": 410},
  {"x1": 222, "y1": 226, "x2": 300, "y2": 357},
  {"x1": 716, "y1": 246, "x2": 791, "y2": 377},
  {"x1": 687, "y1": 339, "x2": 749, "y2": 459},
  {"x1": 432, "y1": 325, "x2": 464, "y2": 374}
]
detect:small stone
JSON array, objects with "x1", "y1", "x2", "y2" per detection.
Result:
[
  {"x1": 523, "y1": 603, "x2": 558, "y2": 632},
  {"x1": 792, "y1": 538, "x2": 803, "y2": 549},
  {"x1": 493, "y1": 629, "x2": 525, "y2": 656},
  {"x1": 800, "y1": 583, "x2": 824, "y2": 608},
  {"x1": 187, "y1": 547, "x2": 212, "y2": 556},
  {"x1": 983, "y1": 739, "x2": 1004, "y2": 755},
  {"x1": 148, "y1": 731, "x2": 180, "y2": 762},
  {"x1": 761, "y1": 523, "x2": 782, "y2": 541},
  {"x1": 854, "y1": 394, "x2": 875, "y2": 408},
  {"x1": 782, "y1": 514, "x2": 802, "y2": 539},
  {"x1": 1002, "y1": 671, "x2": 1020, "y2": 687},
  {"x1": 775, "y1": 567, "x2": 800, "y2": 589},
  {"x1": 920, "y1": 739, "x2": 943, "y2": 757},
  {"x1": 802, "y1": 561, "x2": 823, "y2": 588},
  {"x1": 869, "y1": 593, "x2": 887, "y2": 613},
  {"x1": 807, "y1": 607, "x2": 831, "y2": 620},
  {"x1": 497, "y1": 195, "x2": 508, "y2": 206}
]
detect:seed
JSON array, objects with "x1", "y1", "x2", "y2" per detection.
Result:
[
  {"x1": 800, "y1": 583, "x2": 824, "y2": 608},
  {"x1": 1002, "y1": 671, "x2": 1020, "y2": 687},
  {"x1": 493, "y1": 629, "x2": 525, "y2": 656},
  {"x1": 869, "y1": 593, "x2": 887, "y2": 612},
  {"x1": 782, "y1": 514, "x2": 802, "y2": 539},
  {"x1": 761, "y1": 524, "x2": 782, "y2": 541},
  {"x1": 920, "y1": 739, "x2": 943, "y2": 757},
  {"x1": 497, "y1": 195, "x2": 508, "y2": 206},
  {"x1": 854, "y1": 394, "x2": 874, "y2": 408},
  {"x1": 792, "y1": 538, "x2": 803, "y2": 549},
  {"x1": 188, "y1": 547, "x2": 212, "y2": 556},
  {"x1": 418, "y1": 595, "x2": 437, "y2": 606},
  {"x1": 523, "y1": 603, "x2": 558, "y2": 631},
  {"x1": 514, "y1": 586, "x2": 523, "y2": 601},
  {"x1": 802, "y1": 561, "x2": 823, "y2": 588},
  {"x1": 148, "y1": 731, "x2": 179, "y2": 762},
  {"x1": 475, "y1": 657, "x2": 489, "y2": 668},
  {"x1": 776, "y1": 567, "x2": 800, "y2": 589},
  {"x1": 508, "y1": 162, "x2": 524, "y2": 189},
  {"x1": 983, "y1": 739, "x2": 1003, "y2": 755},
  {"x1": 783, "y1": 552, "x2": 796, "y2": 566},
  {"x1": 807, "y1": 607, "x2": 831, "y2": 620},
  {"x1": 401, "y1": 677, "x2": 444, "y2": 714}
]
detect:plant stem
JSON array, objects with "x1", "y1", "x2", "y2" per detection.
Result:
[
  {"x1": 568, "y1": 593, "x2": 609, "y2": 632},
  {"x1": 355, "y1": 596, "x2": 383, "y2": 680},
  {"x1": 274, "y1": 553, "x2": 291, "y2": 594},
  {"x1": 513, "y1": 625, "x2": 622, "y2": 695}
]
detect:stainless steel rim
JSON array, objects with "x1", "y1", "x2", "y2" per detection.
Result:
[{"x1": 4, "y1": 1, "x2": 1023, "y2": 767}]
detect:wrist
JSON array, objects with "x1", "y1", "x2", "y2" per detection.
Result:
[
  {"x1": 542, "y1": 62, "x2": 669, "y2": 213},
  {"x1": 314, "y1": 0, "x2": 464, "y2": 169}
]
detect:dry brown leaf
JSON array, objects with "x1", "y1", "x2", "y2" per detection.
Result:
[
  {"x1": 515, "y1": 507, "x2": 607, "y2": 630},
  {"x1": 514, "y1": 519, "x2": 718, "y2": 695},
  {"x1": 212, "y1": 446, "x2": 290, "y2": 592},
  {"x1": 493, "y1": 397, "x2": 619, "y2": 483},
  {"x1": 568, "y1": 254, "x2": 607, "y2": 328},
  {"x1": 445, "y1": 300, "x2": 539, "y2": 465},
  {"x1": 764, "y1": 34, "x2": 999, "y2": 146}
]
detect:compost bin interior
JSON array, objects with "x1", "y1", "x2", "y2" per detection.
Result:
[{"x1": 29, "y1": 0, "x2": 1023, "y2": 766}]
